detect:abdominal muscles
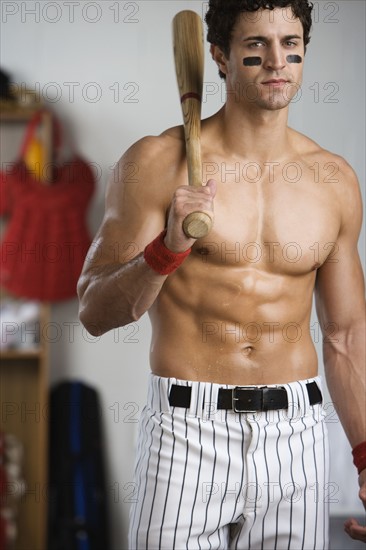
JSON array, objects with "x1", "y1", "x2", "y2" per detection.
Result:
[{"x1": 150, "y1": 264, "x2": 318, "y2": 384}]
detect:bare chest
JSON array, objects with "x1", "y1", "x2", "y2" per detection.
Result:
[{"x1": 193, "y1": 163, "x2": 341, "y2": 275}]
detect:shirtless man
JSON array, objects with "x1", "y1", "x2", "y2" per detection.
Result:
[{"x1": 77, "y1": 1, "x2": 366, "y2": 548}]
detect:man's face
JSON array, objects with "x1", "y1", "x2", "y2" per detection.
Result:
[{"x1": 214, "y1": 7, "x2": 305, "y2": 111}]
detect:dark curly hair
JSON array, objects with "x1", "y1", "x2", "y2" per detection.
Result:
[{"x1": 205, "y1": 0, "x2": 313, "y2": 78}]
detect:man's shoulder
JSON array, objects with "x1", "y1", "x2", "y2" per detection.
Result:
[
  {"x1": 290, "y1": 130, "x2": 362, "y2": 234},
  {"x1": 122, "y1": 125, "x2": 185, "y2": 166},
  {"x1": 290, "y1": 128, "x2": 357, "y2": 178},
  {"x1": 111, "y1": 125, "x2": 187, "y2": 204}
]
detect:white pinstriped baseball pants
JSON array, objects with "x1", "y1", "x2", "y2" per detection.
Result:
[{"x1": 128, "y1": 374, "x2": 330, "y2": 550}]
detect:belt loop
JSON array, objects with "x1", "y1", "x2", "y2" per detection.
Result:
[
  {"x1": 289, "y1": 380, "x2": 307, "y2": 418},
  {"x1": 188, "y1": 382, "x2": 204, "y2": 418},
  {"x1": 166, "y1": 377, "x2": 177, "y2": 411},
  {"x1": 202, "y1": 382, "x2": 219, "y2": 421},
  {"x1": 303, "y1": 380, "x2": 312, "y2": 411},
  {"x1": 310, "y1": 377, "x2": 324, "y2": 422},
  {"x1": 283, "y1": 382, "x2": 297, "y2": 420},
  {"x1": 298, "y1": 380, "x2": 309, "y2": 415}
]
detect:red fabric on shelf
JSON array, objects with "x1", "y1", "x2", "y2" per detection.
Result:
[
  {"x1": 0, "y1": 110, "x2": 94, "y2": 301},
  {"x1": 0, "y1": 169, "x2": 13, "y2": 216}
]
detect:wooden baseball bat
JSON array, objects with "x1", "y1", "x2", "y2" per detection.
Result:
[{"x1": 173, "y1": 10, "x2": 213, "y2": 239}]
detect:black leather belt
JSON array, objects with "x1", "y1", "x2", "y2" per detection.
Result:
[{"x1": 169, "y1": 381, "x2": 322, "y2": 412}]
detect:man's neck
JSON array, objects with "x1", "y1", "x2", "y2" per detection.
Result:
[{"x1": 217, "y1": 100, "x2": 292, "y2": 162}]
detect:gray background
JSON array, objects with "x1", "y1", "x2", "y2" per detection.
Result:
[{"x1": 1, "y1": 1, "x2": 365, "y2": 547}]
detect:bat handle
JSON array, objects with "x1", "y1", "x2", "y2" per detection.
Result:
[
  {"x1": 181, "y1": 128, "x2": 212, "y2": 239},
  {"x1": 183, "y1": 211, "x2": 212, "y2": 239}
]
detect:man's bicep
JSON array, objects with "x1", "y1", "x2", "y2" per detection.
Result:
[
  {"x1": 315, "y1": 237, "x2": 365, "y2": 335},
  {"x1": 315, "y1": 162, "x2": 365, "y2": 330}
]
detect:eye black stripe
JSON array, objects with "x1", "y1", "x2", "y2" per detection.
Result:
[
  {"x1": 243, "y1": 57, "x2": 262, "y2": 66},
  {"x1": 287, "y1": 54, "x2": 302, "y2": 63}
]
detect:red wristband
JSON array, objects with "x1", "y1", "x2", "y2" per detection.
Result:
[
  {"x1": 144, "y1": 230, "x2": 191, "y2": 275},
  {"x1": 352, "y1": 441, "x2": 366, "y2": 475}
]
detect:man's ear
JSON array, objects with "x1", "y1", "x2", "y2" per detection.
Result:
[{"x1": 210, "y1": 44, "x2": 229, "y2": 76}]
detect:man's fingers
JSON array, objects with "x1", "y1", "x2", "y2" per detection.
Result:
[
  {"x1": 205, "y1": 178, "x2": 217, "y2": 198},
  {"x1": 359, "y1": 483, "x2": 366, "y2": 508},
  {"x1": 173, "y1": 183, "x2": 215, "y2": 217},
  {"x1": 165, "y1": 180, "x2": 217, "y2": 251},
  {"x1": 344, "y1": 518, "x2": 366, "y2": 542}
]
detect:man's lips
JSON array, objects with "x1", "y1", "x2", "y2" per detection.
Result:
[{"x1": 262, "y1": 79, "x2": 289, "y2": 85}]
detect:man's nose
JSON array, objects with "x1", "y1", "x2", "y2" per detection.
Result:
[{"x1": 263, "y1": 45, "x2": 286, "y2": 71}]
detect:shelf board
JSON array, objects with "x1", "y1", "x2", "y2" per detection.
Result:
[
  {"x1": 0, "y1": 104, "x2": 44, "y2": 122},
  {"x1": 0, "y1": 348, "x2": 42, "y2": 360}
]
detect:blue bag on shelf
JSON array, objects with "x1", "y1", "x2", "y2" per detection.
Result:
[{"x1": 48, "y1": 381, "x2": 110, "y2": 550}]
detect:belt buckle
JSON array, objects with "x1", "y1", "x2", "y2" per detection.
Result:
[{"x1": 232, "y1": 386, "x2": 268, "y2": 412}]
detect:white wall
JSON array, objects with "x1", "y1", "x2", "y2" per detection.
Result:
[{"x1": 1, "y1": 1, "x2": 365, "y2": 547}]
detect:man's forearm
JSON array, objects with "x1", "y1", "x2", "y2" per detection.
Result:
[
  {"x1": 323, "y1": 322, "x2": 366, "y2": 449},
  {"x1": 78, "y1": 252, "x2": 167, "y2": 336}
]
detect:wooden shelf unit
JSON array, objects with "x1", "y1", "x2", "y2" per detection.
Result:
[{"x1": 0, "y1": 106, "x2": 51, "y2": 550}]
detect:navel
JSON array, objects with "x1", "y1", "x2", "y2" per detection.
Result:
[{"x1": 241, "y1": 345, "x2": 254, "y2": 357}]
